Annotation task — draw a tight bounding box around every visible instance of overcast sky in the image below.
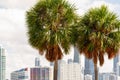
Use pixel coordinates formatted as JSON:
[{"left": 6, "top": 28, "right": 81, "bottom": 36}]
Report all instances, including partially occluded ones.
[{"left": 0, "top": 0, "right": 120, "bottom": 79}]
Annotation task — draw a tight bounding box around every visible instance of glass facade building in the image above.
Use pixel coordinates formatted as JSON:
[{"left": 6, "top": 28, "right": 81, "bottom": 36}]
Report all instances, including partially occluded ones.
[
  {"left": 84, "top": 58, "right": 94, "bottom": 80},
  {"left": 73, "top": 47, "right": 81, "bottom": 63},
  {"left": 30, "top": 67, "right": 51, "bottom": 80},
  {"left": 11, "top": 68, "right": 28, "bottom": 80},
  {"left": 113, "top": 55, "right": 120, "bottom": 74},
  {"left": 0, "top": 46, "right": 6, "bottom": 80}
]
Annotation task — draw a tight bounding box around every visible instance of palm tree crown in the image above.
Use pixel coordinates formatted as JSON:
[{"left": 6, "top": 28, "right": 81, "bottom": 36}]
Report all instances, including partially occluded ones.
[
  {"left": 26, "top": 0, "right": 77, "bottom": 62},
  {"left": 77, "top": 5, "right": 120, "bottom": 66}
]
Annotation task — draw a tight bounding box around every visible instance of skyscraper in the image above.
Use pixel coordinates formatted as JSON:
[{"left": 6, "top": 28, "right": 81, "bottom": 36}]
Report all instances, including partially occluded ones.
[
  {"left": 84, "top": 58, "right": 94, "bottom": 80},
  {"left": 0, "top": 46, "right": 6, "bottom": 80},
  {"left": 113, "top": 54, "right": 120, "bottom": 74},
  {"left": 58, "top": 60, "right": 83, "bottom": 80},
  {"left": 35, "top": 57, "right": 40, "bottom": 67},
  {"left": 30, "top": 67, "right": 53, "bottom": 80},
  {"left": 73, "top": 47, "right": 81, "bottom": 63}
]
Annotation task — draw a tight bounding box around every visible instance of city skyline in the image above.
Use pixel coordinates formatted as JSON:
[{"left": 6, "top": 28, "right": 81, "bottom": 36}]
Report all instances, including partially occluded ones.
[
  {"left": 0, "top": 0, "right": 120, "bottom": 79},
  {"left": 9, "top": 55, "right": 120, "bottom": 80}
]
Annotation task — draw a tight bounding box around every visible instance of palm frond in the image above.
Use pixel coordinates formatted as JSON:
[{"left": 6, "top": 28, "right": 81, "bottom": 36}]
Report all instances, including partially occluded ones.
[
  {"left": 76, "top": 5, "right": 120, "bottom": 66},
  {"left": 26, "top": 0, "right": 77, "bottom": 62}
]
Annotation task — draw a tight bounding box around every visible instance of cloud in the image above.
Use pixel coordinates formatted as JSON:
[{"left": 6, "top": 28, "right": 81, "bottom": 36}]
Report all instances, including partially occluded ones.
[
  {"left": 0, "top": 0, "right": 37, "bottom": 9},
  {"left": 69, "top": 0, "right": 120, "bottom": 16},
  {"left": 0, "top": 0, "right": 91, "bottom": 10},
  {"left": 0, "top": 9, "right": 47, "bottom": 79}
]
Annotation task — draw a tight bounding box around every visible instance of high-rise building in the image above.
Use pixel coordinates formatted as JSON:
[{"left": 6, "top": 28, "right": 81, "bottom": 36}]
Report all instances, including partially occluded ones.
[
  {"left": 84, "top": 58, "right": 94, "bottom": 80},
  {"left": 30, "top": 67, "right": 53, "bottom": 80},
  {"left": 57, "top": 60, "right": 66, "bottom": 80},
  {"left": 58, "top": 60, "right": 83, "bottom": 80},
  {"left": 113, "top": 54, "right": 120, "bottom": 74},
  {"left": 73, "top": 47, "right": 81, "bottom": 63},
  {"left": 35, "top": 57, "right": 40, "bottom": 67},
  {"left": 11, "top": 67, "right": 53, "bottom": 80},
  {"left": 11, "top": 68, "right": 28, "bottom": 80},
  {"left": 0, "top": 46, "right": 6, "bottom": 80}
]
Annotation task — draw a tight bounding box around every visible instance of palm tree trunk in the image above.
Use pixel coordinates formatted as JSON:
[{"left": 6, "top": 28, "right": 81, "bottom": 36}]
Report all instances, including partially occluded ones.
[
  {"left": 54, "top": 60, "right": 58, "bottom": 80},
  {"left": 94, "top": 64, "right": 98, "bottom": 80}
]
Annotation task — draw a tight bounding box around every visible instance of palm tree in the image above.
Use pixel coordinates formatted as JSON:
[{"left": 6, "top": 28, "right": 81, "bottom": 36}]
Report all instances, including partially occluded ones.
[
  {"left": 26, "top": 0, "right": 77, "bottom": 80},
  {"left": 76, "top": 5, "right": 120, "bottom": 80}
]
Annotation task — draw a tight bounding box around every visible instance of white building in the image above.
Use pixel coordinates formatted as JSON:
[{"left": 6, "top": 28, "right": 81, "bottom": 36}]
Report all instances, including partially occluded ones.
[
  {"left": 58, "top": 60, "right": 83, "bottom": 80},
  {"left": 84, "top": 74, "right": 92, "bottom": 80}
]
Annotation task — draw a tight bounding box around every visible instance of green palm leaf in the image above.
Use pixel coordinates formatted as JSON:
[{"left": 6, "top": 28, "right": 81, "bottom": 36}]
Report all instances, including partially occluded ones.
[{"left": 76, "top": 5, "right": 120, "bottom": 80}]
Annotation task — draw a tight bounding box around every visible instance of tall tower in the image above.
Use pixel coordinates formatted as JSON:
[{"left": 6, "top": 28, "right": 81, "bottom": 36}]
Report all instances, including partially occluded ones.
[
  {"left": 73, "top": 47, "right": 81, "bottom": 63},
  {"left": 58, "top": 60, "right": 83, "bottom": 80},
  {"left": 113, "top": 54, "right": 120, "bottom": 74},
  {"left": 35, "top": 57, "right": 40, "bottom": 67},
  {"left": 84, "top": 58, "right": 94, "bottom": 80},
  {"left": 0, "top": 46, "right": 6, "bottom": 80}
]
